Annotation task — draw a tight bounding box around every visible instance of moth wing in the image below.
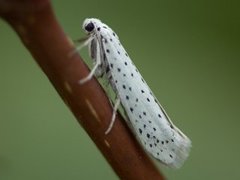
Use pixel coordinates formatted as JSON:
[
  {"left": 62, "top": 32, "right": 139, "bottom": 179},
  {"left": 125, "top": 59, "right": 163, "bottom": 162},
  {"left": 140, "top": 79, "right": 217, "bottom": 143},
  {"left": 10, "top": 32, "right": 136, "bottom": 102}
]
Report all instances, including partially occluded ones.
[{"left": 99, "top": 28, "right": 191, "bottom": 168}]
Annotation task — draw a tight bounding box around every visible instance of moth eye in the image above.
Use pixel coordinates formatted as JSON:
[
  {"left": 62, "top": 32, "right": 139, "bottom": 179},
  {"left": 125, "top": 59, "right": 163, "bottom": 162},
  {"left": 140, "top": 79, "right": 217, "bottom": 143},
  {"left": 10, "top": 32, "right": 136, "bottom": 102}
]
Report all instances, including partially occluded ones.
[{"left": 85, "top": 22, "right": 95, "bottom": 32}]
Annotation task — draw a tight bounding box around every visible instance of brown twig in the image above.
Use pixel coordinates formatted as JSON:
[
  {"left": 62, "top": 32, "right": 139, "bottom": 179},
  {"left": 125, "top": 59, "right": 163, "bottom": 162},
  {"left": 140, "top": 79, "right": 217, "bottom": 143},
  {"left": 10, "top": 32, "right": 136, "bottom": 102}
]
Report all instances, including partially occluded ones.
[{"left": 0, "top": 0, "right": 165, "bottom": 179}]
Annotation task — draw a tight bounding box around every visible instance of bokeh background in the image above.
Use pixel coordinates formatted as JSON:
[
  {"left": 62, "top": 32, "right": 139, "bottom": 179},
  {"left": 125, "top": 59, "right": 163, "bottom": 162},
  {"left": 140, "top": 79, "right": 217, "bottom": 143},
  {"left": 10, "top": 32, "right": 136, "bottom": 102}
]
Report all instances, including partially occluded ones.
[{"left": 0, "top": 0, "right": 239, "bottom": 179}]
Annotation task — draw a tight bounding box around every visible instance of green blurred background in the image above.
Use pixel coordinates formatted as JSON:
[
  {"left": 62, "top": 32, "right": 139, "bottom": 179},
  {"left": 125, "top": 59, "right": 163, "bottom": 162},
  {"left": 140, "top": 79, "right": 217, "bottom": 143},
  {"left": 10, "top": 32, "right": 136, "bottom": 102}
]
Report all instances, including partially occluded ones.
[{"left": 0, "top": 0, "right": 239, "bottom": 179}]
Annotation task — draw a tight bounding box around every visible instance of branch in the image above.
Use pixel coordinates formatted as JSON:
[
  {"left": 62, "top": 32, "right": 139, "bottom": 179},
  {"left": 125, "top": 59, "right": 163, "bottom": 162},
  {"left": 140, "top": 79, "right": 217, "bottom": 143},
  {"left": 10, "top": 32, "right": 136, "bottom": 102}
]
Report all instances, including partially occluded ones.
[{"left": 0, "top": 0, "right": 165, "bottom": 179}]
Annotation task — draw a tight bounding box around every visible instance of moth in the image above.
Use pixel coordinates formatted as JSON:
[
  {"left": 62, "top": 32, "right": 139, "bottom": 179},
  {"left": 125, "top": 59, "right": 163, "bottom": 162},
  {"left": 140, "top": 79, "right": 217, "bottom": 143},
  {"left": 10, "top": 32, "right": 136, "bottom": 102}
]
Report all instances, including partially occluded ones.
[{"left": 78, "top": 18, "right": 191, "bottom": 168}]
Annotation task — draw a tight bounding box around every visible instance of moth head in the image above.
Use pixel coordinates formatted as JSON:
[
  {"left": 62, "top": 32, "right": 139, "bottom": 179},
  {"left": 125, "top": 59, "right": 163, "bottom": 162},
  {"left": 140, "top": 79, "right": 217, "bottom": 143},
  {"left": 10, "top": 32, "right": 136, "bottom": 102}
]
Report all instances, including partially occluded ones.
[{"left": 82, "top": 18, "right": 100, "bottom": 33}]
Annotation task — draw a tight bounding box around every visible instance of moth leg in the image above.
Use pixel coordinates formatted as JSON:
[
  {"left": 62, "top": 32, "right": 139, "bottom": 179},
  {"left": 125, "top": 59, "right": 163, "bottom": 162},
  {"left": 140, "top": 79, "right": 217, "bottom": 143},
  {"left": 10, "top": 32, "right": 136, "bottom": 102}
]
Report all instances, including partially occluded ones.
[
  {"left": 79, "top": 39, "right": 102, "bottom": 84},
  {"left": 105, "top": 97, "right": 121, "bottom": 134},
  {"left": 68, "top": 36, "right": 94, "bottom": 57}
]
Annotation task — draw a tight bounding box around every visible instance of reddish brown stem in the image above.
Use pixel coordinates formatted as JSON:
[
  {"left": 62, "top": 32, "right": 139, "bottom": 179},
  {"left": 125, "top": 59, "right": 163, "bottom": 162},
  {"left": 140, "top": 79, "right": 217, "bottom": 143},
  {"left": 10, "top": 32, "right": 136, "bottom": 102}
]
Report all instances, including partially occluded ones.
[{"left": 0, "top": 0, "right": 165, "bottom": 179}]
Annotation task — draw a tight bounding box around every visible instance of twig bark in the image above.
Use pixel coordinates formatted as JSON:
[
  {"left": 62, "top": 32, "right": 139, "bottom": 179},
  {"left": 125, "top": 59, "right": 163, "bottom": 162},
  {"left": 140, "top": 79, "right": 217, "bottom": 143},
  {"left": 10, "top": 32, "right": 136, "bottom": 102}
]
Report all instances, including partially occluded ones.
[{"left": 0, "top": 0, "right": 165, "bottom": 179}]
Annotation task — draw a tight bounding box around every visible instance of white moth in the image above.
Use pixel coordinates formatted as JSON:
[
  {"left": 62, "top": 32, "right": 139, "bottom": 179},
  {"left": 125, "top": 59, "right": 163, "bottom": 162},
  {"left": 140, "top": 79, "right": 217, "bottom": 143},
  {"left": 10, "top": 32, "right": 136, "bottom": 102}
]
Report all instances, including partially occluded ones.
[{"left": 78, "top": 18, "right": 191, "bottom": 168}]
